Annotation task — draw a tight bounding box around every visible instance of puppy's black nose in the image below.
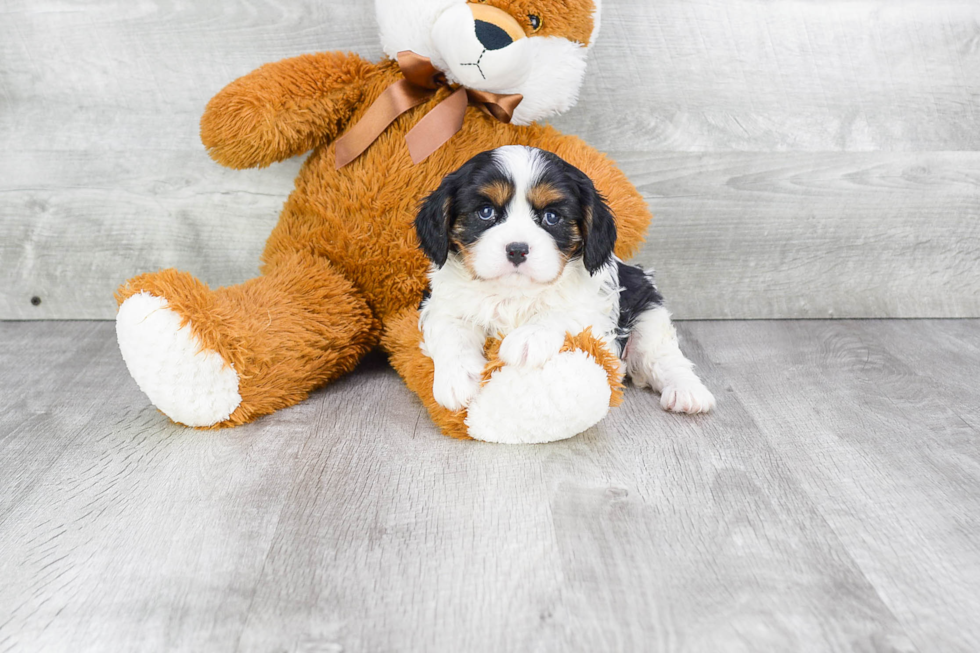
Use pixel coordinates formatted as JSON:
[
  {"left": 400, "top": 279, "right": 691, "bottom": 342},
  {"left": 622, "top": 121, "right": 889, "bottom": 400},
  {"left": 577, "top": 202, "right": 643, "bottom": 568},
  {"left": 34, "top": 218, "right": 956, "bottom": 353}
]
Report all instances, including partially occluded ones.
[
  {"left": 506, "top": 242, "right": 529, "bottom": 266},
  {"left": 474, "top": 20, "right": 513, "bottom": 51}
]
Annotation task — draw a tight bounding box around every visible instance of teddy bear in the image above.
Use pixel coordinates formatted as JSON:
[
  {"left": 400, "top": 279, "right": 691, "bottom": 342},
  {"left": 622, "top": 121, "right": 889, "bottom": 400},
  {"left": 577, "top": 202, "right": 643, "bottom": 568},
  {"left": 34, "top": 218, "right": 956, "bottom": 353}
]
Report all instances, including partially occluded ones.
[{"left": 114, "top": 0, "right": 652, "bottom": 443}]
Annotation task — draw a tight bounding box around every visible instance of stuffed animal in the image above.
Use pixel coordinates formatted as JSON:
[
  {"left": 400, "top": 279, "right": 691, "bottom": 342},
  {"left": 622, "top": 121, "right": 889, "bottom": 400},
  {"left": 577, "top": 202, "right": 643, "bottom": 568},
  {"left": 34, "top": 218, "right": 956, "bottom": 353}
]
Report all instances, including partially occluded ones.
[{"left": 115, "top": 0, "right": 652, "bottom": 443}]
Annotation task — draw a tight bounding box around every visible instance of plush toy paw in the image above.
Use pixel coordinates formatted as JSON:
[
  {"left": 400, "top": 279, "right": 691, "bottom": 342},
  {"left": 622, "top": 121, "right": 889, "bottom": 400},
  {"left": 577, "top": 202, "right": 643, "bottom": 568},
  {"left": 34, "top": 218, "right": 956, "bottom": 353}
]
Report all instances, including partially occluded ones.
[
  {"left": 498, "top": 325, "right": 566, "bottom": 368},
  {"left": 661, "top": 379, "right": 715, "bottom": 414},
  {"left": 431, "top": 354, "right": 487, "bottom": 412},
  {"left": 466, "top": 349, "right": 613, "bottom": 444},
  {"left": 116, "top": 292, "right": 241, "bottom": 427}
]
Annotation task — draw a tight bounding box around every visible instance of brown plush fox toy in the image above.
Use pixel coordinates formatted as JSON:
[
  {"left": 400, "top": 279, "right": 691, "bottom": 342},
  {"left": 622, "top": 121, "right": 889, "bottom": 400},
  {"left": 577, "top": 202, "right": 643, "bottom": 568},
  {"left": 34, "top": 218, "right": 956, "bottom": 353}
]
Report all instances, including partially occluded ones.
[{"left": 115, "top": 0, "right": 654, "bottom": 443}]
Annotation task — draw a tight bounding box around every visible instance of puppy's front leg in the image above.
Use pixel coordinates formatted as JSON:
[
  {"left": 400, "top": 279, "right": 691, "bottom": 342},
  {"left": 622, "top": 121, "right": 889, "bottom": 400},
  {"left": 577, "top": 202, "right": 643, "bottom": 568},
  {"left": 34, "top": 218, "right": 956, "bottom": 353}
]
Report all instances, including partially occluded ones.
[
  {"left": 422, "top": 317, "right": 487, "bottom": 411},
  {"left": 626, "top": 306, "right": 715, "bottom": 414}
]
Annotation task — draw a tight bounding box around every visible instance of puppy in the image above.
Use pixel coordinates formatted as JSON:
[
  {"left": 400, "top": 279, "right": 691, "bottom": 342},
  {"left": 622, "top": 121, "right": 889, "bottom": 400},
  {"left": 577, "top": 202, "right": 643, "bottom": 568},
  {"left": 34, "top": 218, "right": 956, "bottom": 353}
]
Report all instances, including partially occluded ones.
[{"left": 415, "top": 146, "right": 715, "bottom": 416}]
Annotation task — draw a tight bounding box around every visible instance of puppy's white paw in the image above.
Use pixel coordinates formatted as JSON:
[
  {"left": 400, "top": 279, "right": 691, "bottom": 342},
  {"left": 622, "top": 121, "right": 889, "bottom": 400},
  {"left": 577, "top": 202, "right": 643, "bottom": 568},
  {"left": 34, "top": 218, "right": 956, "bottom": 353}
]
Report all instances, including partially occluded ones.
[
  {"left": 661, "top": 379, "right": 716, "bottom": 414},
  {"left": 432, "top": 356, "right": 486, "bottom": 411},
  {"left": 499, "top": 325, "right": 566, "bottom": 368}
]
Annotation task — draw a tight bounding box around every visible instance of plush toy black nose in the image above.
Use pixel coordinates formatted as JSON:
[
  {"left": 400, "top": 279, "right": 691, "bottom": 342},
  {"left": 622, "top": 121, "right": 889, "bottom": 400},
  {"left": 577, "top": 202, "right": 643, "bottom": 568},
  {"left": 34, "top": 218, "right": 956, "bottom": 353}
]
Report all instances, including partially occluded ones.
[
  {"left": 474, "top": 20, "right": 514, "bottom": 51},
  {"left": 506, "top": 242, "right": 529, "bottom": 265}
]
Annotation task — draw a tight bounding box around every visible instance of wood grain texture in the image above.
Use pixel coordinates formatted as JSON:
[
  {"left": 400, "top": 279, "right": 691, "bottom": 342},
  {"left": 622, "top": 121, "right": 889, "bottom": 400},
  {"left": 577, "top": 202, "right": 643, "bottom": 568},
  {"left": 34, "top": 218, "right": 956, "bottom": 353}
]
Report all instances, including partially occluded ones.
[
  {"left": 1, "top": 319, "right": 978, "bottom": 651},
  {"left": 691, "top": 320, "right": 980, "bottom": 653},
  {"left": 555, "top": 0, "right": 980, "bottom": 153},
  {"left": 2, "top": 0, "right": 979, "bottom": 319},
  {"left": 633, "top": 152, "right": 980, "bottom": 318}
]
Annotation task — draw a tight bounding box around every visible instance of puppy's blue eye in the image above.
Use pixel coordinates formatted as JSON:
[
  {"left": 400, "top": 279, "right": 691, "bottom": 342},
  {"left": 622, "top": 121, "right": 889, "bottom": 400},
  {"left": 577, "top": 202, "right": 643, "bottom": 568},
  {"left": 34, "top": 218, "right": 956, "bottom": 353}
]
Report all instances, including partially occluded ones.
[
  {"left": 542, "top": 210, "right": 560, "bottom": 226},
  {"left": 478, "top": 205, "right": 496, "bottom": 220}
]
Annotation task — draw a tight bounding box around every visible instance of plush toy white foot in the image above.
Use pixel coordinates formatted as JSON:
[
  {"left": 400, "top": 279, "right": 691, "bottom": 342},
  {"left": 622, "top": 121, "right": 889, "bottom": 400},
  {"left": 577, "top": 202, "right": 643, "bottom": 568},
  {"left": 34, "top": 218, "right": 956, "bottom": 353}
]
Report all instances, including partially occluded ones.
[
  {"left": 465, "top": 349, "right": 612, "bottom": 444},
  {"left": 116, "top": 292, "right": 241, "bottom": 427}
]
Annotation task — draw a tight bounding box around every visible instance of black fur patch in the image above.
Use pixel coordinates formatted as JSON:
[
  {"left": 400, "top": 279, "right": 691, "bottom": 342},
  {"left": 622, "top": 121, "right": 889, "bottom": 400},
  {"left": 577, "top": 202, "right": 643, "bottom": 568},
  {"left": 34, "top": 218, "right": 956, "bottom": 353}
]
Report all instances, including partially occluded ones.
[
  {"left": 533, "top": 150, "right": 617, "bottom": 275},
  {"left": 616, "top": 262, "right": 664, "bottom": 351},
  {"left": 415, "top": 151, "right": 508, "bottom": 266},
  {"left": 449, "top": 166, "right": 514, "bottom": 250}
]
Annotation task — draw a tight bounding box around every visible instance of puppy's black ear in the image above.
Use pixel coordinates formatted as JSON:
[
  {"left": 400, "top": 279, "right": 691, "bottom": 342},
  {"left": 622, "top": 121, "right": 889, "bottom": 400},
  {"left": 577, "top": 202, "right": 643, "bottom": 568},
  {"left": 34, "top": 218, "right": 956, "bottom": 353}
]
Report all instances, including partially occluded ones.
[
  {"left": 415, "top": 178, "right": 457, "bottom": 267},
  {"left": 576, "top": 174, "right": 617, "bottom": 275},
  {"left": 415, "top": 151, "right": 495, "bottom": 266}
]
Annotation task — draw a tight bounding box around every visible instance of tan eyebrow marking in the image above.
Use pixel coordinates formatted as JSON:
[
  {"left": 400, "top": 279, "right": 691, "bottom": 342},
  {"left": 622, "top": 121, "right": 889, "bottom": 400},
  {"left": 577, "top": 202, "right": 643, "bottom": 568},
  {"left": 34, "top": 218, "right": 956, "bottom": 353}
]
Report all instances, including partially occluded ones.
[
  {"left": 527, "top": 182, "right": 565, "bottom": 210},
  {"left": 479, "top": 180, "right": 514, "bottom": 207}
]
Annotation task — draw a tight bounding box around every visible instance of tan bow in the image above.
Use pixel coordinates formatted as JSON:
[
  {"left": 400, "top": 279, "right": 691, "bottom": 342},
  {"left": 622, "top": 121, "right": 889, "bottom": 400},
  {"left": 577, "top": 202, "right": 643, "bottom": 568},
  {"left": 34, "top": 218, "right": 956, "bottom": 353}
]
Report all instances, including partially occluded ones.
[{"left": 334, "top": 51, "right": 523, "bottom": 169}]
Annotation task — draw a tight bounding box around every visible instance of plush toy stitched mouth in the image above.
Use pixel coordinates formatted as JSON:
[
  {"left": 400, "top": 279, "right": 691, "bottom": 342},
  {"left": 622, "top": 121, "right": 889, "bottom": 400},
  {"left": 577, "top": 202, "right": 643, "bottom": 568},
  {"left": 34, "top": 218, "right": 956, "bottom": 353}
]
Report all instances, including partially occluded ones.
[{"left": 459, "top": 49, "right": 488, "bottom": 79}]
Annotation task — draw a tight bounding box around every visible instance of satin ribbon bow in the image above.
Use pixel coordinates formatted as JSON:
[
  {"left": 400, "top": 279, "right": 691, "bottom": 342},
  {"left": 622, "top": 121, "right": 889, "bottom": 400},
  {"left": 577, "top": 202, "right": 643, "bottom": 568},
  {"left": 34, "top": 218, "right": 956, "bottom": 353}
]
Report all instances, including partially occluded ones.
[{"left": 334, "top": 51, "right": 523, "bottom": 169}]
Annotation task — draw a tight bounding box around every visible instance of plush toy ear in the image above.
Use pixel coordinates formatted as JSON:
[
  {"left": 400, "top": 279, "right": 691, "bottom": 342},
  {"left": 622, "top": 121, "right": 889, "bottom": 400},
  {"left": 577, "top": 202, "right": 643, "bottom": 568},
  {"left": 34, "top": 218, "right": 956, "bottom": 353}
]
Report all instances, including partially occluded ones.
[
  {"left": 575, "top": 173, "right": 618, "bottom": 275},
  {"left": 415, "top": 178, "right": 457, "bottom": 268}
]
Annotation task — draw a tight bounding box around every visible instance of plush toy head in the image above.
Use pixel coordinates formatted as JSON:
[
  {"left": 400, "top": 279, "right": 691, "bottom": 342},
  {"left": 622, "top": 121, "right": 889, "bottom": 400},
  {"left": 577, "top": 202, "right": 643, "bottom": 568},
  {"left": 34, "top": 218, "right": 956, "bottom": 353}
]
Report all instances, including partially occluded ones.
[{"left": 375, "top": 0, "right": 601, "bottom": 125}]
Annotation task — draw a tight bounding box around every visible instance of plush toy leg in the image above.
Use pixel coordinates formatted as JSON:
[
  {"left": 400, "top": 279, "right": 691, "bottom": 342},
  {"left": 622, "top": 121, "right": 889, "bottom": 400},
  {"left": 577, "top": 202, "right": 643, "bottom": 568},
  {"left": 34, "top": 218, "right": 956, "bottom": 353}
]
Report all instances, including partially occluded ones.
[
  {"left": 115, "top": 253, "right": 378, "bottom": 428},
  {"left": 383, "top": 308, "right": 473, "bottom": 440},
  {"left": 383, "top": 309, "right": 623, "bottom": 444}
]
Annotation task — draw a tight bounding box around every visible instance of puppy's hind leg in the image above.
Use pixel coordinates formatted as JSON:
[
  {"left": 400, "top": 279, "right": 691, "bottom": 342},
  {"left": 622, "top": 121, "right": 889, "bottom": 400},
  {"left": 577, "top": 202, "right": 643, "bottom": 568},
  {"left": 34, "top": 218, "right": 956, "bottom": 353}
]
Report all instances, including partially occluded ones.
[{"left": 625, "top": 306, "right": 715, "bottom": 414}]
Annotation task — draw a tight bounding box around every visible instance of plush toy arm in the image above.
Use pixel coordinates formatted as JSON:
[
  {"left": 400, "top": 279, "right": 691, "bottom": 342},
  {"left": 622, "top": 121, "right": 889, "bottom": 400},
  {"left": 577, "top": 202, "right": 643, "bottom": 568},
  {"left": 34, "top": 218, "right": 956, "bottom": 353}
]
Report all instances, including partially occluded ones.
[
  {"left": 200, "top": 51, "right": 377, "bottom": 169},
  {"left": 535, "top": 131, "right": 653, "bottom": 260}
]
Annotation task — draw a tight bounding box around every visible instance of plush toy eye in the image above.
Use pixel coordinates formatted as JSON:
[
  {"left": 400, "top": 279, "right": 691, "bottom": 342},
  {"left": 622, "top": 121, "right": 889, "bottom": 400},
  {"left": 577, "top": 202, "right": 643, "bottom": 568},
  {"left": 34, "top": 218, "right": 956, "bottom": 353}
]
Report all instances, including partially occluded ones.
[
  {"left": 542, "top": 210, "right": 560, "bottom": 226},
  {"left": 478, "top": 205, "right": 496, "bottom": 220},
  {"left": 528, "top": 14, "right": 542, "bottom": 31}
]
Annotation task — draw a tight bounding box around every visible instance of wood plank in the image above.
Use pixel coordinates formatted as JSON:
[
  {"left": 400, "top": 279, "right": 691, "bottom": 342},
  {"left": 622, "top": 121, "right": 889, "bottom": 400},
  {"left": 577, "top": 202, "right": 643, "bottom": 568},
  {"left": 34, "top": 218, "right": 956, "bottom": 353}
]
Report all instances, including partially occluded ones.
[
  {"left": 690, "top": 319, "right": 980, "bottom": 652},
  {"left": 535, "top": 379, "right": 918, "bottom": 652},
  {"left": 231, "top": 353, "right": 916, "bottom": 652},
  {"left": 3, "top": 152, "right": 977, "bottom": 319},
  {"left": 7, "top": 321, "right": 978, "bottom": 650},
  {"left": 556, "top": 0, "right": 980, "bottom": 152},
  {"left": 2, "top": 0, "right": 974, "bottom": 153},
  {"left": 0, "top": 155, "right": 296, "bottom": 319},
  {"left": 0, "top": 322, "right": 329, "bottom": 652},
  {"left": 0, "top": 322, "right": 128, "bottom": 522},
  {"left": 629, "top": 152, "right": 980, "bottom": 319},
  {"left": 233, "top": 360, "right": 570, "bottom": 652},
  {"left": 2, "top": 0, "right": 980, "bottom": 319}
]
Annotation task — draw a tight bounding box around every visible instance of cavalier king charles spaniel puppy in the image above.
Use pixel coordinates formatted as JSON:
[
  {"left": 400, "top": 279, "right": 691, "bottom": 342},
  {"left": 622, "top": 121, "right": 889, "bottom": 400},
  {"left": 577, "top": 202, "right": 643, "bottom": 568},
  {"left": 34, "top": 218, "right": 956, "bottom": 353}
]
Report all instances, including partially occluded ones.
[{"left": 415, "top": 146, "right": 715, "bottom": 416}]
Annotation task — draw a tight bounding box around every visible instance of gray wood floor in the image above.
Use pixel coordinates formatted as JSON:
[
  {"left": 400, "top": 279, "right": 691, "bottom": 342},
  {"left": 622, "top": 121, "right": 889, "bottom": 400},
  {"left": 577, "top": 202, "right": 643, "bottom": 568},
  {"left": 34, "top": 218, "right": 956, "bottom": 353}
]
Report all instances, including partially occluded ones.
[{"left": 0, "top": 319, "right": 978, "bottom": 652}]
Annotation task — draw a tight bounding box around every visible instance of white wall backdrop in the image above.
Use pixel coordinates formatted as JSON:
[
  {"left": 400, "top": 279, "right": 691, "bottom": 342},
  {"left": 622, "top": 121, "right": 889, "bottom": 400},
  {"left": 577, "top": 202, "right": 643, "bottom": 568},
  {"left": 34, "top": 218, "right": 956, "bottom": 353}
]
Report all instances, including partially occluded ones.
[{"left": 1, "top": 0, "right": 979, "bottom": 319}]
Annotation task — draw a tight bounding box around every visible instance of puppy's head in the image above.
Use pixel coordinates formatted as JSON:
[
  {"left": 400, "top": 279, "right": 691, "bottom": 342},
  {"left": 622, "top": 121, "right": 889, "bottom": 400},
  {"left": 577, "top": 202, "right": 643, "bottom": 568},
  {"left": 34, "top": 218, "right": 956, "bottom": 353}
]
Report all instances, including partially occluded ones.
[{"left": 416, "top": 146, "right": 616, "bottom": 283}]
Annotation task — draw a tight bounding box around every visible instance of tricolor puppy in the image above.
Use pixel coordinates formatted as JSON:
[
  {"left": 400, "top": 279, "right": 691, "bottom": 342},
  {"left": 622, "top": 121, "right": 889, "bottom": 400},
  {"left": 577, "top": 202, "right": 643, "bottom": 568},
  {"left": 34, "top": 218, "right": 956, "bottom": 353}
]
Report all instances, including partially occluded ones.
[{"left": 416, "top": 146, "right": 715, "bottom": 416}]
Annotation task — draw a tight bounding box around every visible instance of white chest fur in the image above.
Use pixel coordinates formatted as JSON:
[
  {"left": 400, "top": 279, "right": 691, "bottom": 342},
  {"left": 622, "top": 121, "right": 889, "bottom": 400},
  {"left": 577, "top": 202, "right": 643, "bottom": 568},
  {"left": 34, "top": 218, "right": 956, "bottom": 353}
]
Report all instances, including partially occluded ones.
[{"left": 421, "top": 256, "right": 621, "bottom": 343}]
